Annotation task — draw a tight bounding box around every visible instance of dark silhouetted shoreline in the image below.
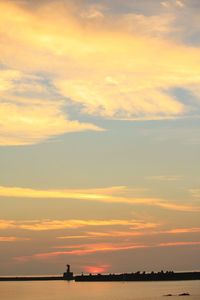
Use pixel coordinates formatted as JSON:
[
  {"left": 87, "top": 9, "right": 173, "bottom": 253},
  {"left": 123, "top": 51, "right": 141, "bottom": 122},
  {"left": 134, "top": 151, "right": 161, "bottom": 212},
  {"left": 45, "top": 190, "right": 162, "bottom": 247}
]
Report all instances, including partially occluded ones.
[
  {"left": 1, "top": 271, "right": 200, "bottom": 282},
  {"left": 74, "top": 271, "right": 200, "bottom": 282},
  {"left": 0, "top": 276, "right": 63, "bottom": 281}
]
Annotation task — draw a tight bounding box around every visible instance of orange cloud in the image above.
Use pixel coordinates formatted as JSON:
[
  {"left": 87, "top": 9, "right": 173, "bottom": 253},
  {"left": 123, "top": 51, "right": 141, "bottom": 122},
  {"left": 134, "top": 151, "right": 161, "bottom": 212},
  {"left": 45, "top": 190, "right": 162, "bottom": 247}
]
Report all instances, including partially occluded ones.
[
  {"left": 150, "top": 201, "right": 198, "bottom": 212},
  {"left": 0, "top": 236, "right": 30, "bottom": 242},
  {"left": 80, "top": 231, "right": 147, "bottom": 238},
  {"left": 0, "top": 220, "right": 16, "bottom": 230},
  {"left": 19, "top": 219, "right": 151, "bottom": 231},
  {"left": 166, "top": 228, "right": 200, "bottom": 234},
  {"left": 16, "top": 242, "right": 148, "bottom": 261},
  {"left": 58, "top": 227, "right": 200, "bottom": 240},
  {"left": 58, "top": 231, "right": 147, "bottom": 240},
  {"left": 0, "top": 185, "right": 198, "bottom": 212},
  {"left": 0, "top": 185, "right": 126, "bottom": 200},
  {"left": 0, "top": 218, "right": 157, "bottom": 231},
  {"left": 15, "top": 240, "right": 200, "bottom": 262},
  {"left": 159, "top": 241, "right": 200, "bottom": 247}
]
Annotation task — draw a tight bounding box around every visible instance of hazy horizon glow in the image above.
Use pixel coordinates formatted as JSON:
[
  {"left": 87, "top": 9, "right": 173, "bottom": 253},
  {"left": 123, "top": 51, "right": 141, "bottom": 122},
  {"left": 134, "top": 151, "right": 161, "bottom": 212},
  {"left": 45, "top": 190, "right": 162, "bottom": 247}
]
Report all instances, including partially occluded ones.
[{"left": 0, "top": 0, "right": 200, "bottom": 276}]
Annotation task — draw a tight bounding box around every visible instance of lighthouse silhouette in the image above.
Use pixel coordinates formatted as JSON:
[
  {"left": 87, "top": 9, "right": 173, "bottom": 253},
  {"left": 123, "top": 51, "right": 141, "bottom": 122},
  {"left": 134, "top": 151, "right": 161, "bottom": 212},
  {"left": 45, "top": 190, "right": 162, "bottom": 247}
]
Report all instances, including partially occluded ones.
[{"left": 63, "top": 264, "right": 74, "bottom": 280}]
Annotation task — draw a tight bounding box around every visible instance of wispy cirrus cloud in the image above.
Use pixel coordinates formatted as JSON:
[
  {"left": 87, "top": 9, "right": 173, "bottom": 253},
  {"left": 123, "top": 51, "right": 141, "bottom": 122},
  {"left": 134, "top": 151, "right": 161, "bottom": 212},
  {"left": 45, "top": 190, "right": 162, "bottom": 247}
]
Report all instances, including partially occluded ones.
[
  {"left": 0, "top": 185, "right": 198, "bottom": 212},
  {"left": 190, "top": 189, "right": 200, "bottom": 199},
  {"left": 58, "top": 231, "right": 146, "bottom": 240},
  {"left": 15, "top": 240, "right": 200, "bottom": 262},
  {"left": 15, "top": 243, "right": 149, "bottom": 261},
  {"left": 161, "top": 0, "right": 185, "bottom": 9},
  {"left": 0, "top": 220, "right": 16, "bottom": 230},
  {"left": 1, "top": 1, "right": 200, "bottom": 146},
  {"left": 1, "top": 218, "right": 199, "bottom": 239},
  {"left": 0, "top": 67, "right": 102, "bottom": 146},
  {"left": 0, "top": 96, "right": 101, "bottom": 146},
  {"left": 0, "top": 219, "right": 157, "bottom": 231},
  {"left": 58, "top": 227, "right": 200, "bottom": 240},
  {"left": 0, "top": 185, "right": 128, "bottom": 200},
  {"left": 146, "top": 175, "right": 183, "bottom": 181},
  {"left": 166, "top": 227, "right": 200, "bottom": 234},
  {"left": 159, "top": 241, "right": 200, "bottom": 247}
]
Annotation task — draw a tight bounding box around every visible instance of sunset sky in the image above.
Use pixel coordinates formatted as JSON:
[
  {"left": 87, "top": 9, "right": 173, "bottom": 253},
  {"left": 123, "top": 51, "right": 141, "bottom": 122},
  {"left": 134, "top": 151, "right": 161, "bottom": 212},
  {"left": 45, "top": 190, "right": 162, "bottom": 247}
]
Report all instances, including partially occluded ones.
[{"left": 0, "top": 0, "right": 200, "bottom": 276}]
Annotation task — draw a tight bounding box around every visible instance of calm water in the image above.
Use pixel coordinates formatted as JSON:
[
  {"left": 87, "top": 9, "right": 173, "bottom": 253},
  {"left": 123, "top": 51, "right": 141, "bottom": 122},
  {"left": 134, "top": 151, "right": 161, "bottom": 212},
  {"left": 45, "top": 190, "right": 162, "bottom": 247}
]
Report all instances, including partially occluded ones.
[{"left": 0, "top": 280, "right": 199, "bottom": 300}]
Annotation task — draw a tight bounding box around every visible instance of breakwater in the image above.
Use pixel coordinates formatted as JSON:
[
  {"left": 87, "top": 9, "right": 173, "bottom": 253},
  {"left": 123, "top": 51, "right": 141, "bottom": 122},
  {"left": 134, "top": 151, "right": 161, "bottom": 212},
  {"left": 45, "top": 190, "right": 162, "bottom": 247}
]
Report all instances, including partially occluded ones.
[
  {"left": 74, "top": 271, "right": 200, "bottom": 282},
  {"left": 0, "top": 276, "right": 63, "bottom": 281},
  {"left": 1, "top": 271, "right": 200, "bottom": 282}
]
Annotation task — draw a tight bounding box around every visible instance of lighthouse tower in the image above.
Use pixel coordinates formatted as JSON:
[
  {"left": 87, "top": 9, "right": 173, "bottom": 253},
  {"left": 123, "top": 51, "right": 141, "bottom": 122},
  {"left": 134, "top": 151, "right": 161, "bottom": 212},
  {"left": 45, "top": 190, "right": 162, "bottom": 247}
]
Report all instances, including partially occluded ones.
[{"left": 63, "top": 264, "right": 74, "bottom": 280}]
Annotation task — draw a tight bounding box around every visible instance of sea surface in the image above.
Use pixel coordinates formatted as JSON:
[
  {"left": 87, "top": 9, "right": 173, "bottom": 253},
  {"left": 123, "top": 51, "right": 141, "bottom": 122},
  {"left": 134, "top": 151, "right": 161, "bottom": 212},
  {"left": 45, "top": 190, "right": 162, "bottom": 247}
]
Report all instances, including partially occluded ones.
[{"left": 0, "top": 280, "right": 199, "bottom": 300}]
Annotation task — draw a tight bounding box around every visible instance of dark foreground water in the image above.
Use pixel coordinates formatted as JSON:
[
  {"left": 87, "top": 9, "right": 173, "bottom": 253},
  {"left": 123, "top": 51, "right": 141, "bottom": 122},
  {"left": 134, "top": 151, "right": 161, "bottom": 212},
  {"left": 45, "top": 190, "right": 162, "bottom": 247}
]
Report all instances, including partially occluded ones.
[{"left": 0, "top": 280, "right": 199, "bottom": 300}]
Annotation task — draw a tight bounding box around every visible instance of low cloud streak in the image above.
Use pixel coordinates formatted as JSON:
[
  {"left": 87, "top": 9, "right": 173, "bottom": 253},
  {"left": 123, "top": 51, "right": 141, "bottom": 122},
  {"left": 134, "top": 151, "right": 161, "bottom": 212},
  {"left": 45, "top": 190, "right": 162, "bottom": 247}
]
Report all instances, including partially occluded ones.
[
  {"left": 15, "top": 240, "right": 200, "bottom": 262},
  {"left": 0, "top": 219, "right": 157, "bottom": 231},
  {"left": 0, "top": 185, "right": 198, "bottom": 212}
]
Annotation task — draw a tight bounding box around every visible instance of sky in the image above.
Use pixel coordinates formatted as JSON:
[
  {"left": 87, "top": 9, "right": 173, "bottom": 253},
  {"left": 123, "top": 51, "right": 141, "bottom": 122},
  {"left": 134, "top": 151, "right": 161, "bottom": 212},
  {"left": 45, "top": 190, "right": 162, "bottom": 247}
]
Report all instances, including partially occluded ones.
[{"left": 0, "top": 0, "right": 200, "bottom": 276}]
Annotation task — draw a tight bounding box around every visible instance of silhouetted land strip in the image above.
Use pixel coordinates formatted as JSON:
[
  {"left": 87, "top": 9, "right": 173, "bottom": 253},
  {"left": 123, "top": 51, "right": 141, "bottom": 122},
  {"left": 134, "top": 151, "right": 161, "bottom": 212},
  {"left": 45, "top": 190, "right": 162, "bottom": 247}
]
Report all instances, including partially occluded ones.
[
  {"left": 74, "top": 271, "right": 200, "bottom": 282},
  {"left": 1, "top": 271, "right": 200, "bottom": 282},
  {"left": 0, "top": 276, "right": 63, "bottom": 281}
]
